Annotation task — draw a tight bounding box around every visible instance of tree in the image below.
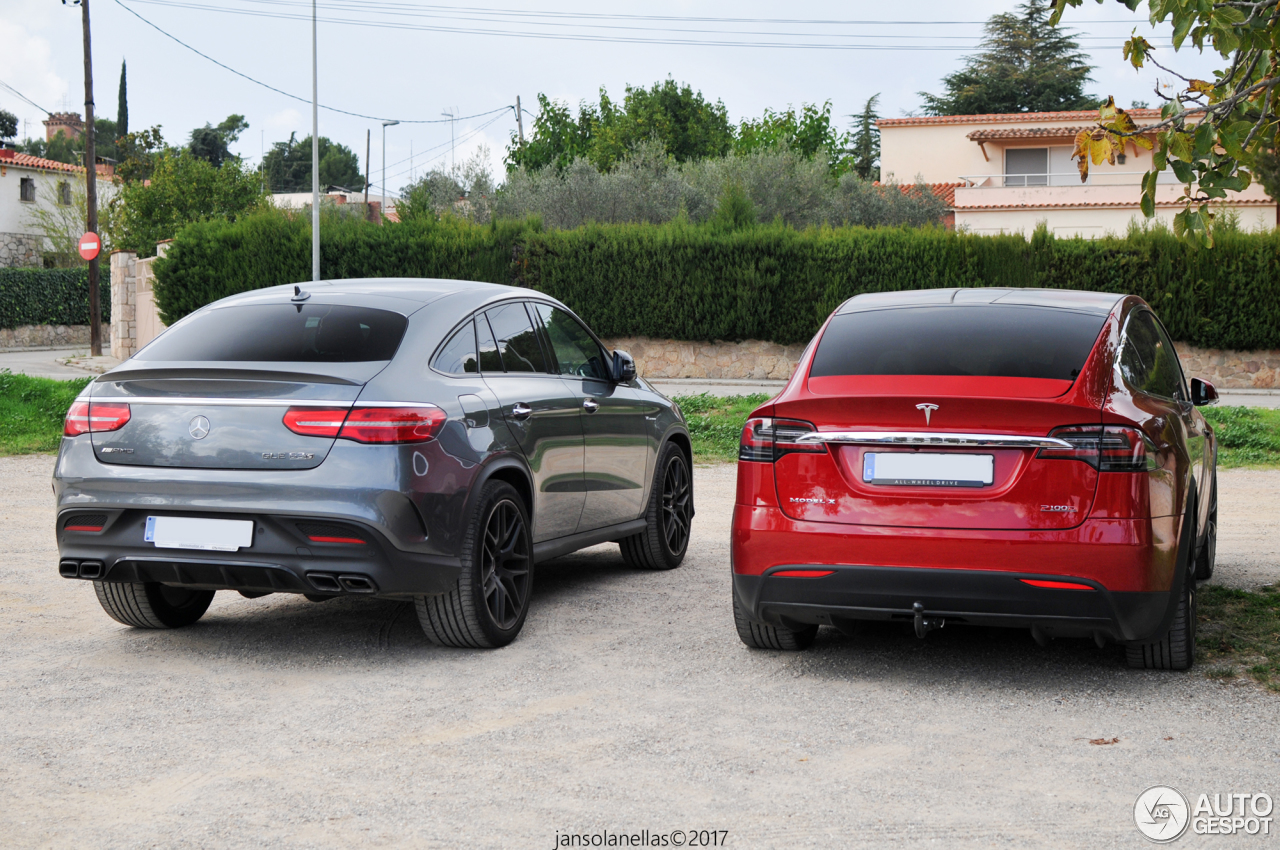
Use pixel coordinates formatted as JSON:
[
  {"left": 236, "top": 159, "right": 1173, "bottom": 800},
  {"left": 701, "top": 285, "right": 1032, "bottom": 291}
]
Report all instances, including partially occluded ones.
[
  {"left": 111, "top": 149, "right": 265, "bottom": 256},
  {"left": 506, "top": 79, "right": 733, "bottom": 172},
  {"left": 0, "top": 109, "right": 16, "bottom": 141},
  {"left": 189, "top": 114, "right": 248, "bottom": 168},
  {"left": 25, "top": 179, "right": 117, "bottom": 267},
  {"left": 262, "top": 133, "right": 365, "bottom": 192},
  {"left": 920, "top": 0, "right": 1095, "bottom": 115},
  {"left": 115, "top": 125, "right": 168, "bottom": 183},
  {"left": 43, "top": 132, "right": 79, "bottom": 165},
  {"left": 398, "top": 146, "right": 496, "bottom": 223},
  {"left": 117, "top": 60, "right": 128, "bottom": 138},
  {"left": 735, "top": 101, "right": 854, "bottom": 174},
  {"left": 1055, "top": 0, "right": 1280, "bottom": 246},
  {"left": 93, "top": 117, "right": 119, "bottom": 165},
  {"left": 850, "top": 94, "right": 881, "bottom": 181}
]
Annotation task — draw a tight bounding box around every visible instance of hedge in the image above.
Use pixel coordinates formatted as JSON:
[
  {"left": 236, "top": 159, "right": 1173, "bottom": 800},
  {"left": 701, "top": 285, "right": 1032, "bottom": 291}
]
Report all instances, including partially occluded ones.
[
  {"left": 153, "top": 209, "right": 1280, "bottom": 350},
  {"left": 0, "top": 267, "right": 110, "bottom": 330}
]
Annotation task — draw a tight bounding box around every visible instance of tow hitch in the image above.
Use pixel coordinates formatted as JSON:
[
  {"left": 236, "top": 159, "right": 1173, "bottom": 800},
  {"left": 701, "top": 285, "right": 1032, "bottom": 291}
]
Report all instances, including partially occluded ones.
[{"left": 912, "top": 602, "right": 945, "bottom": 639}]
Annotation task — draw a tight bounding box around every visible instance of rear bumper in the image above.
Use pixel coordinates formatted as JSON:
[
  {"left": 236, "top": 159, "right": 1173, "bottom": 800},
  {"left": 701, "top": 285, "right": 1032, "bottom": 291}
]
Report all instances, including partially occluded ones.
[
  {"left": 732, "top": 566, "right": 1167, "bottom": 643},
  {"left": 56, "top": 507, "right": 461, "bottom": 598},
  {"left": 731, "top": 503, "right": 1176, "bottom": 643}
]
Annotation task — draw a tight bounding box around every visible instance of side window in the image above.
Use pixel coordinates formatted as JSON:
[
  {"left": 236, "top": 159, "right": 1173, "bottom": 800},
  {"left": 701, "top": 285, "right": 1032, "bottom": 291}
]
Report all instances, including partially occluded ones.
[
  {"left": 434, "top": 320, "right": 478, "bottom": 375},
  {"left": 531, "top": 303, "right": 609, "bottom": 380},
  {"left": 485, "top": 302, "right": 546, "bottom": 373},
  {"left": 58, "top": 181, "right": 72, "bottom": 205},
  {"left": 19, "top": 178, "right": 35, "bottom": 202},
  {"left": 476, "top": 313, "right": 503, "bottom": 372},
  {"left": 1120, "top": 311, "right": 1184, "bottom": 400}
]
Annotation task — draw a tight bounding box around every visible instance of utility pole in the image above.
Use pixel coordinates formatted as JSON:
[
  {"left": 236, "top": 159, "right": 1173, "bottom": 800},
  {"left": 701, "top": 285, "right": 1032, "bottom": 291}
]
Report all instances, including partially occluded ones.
[
  {"left": 442, "top": 109, "right": 455, "bottom": 171},
  {"left": 381, "top": 120, "right": 398, "bottom": 220},
  {"left": 363, "top": 128, "right": 370, "bottom": 205},
  {"left": 71, "top": 0, "right": 102, "bottom": 357},
  {"left": 516, "top": 95, "right": 524, "bottom": 145},
  {"left": 310, "top": 0, "right": 320, "bottom": 282}
]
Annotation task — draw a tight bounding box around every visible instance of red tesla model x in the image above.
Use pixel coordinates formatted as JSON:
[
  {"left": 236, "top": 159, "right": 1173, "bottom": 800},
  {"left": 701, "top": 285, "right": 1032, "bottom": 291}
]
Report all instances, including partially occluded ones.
[{"left": 731, "top": 288, "right": 1218, "bottom": 670}]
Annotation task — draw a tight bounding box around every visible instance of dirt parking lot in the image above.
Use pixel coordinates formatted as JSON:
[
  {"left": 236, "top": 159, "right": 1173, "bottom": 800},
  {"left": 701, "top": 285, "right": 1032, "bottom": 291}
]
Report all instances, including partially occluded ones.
[{"left": 2, "top": 455, "right": 1279, "bottom": 849}]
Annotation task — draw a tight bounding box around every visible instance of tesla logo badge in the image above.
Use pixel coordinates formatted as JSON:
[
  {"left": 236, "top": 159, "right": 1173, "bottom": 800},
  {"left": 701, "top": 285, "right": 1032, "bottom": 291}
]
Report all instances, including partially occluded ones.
[
  {"left": 189, "top": 416, "right": 211, "bottom": 440},
  {"left": 915, "top": 403, "right": 939, "bottom": 425}
]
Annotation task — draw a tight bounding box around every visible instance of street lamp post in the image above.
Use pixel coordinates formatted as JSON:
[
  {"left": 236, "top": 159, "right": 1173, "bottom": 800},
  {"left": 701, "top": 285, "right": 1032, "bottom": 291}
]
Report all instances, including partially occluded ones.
[
  {"left": 65, "top": 0, "right": 102, "bottom": 356},
  {"left": 381, "top": 120, "right": 398, "bottom": 220},
  {"left": 310, "top": 0, "right": 320, "bottom": 282}
]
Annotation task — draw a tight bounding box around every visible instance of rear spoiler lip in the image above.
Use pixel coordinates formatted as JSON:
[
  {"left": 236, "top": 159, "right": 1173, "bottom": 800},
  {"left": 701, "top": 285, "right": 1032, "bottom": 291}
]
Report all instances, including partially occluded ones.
[
  {"left": 80, "top": 397, "right": 430, "bottom": 408},
  {"left": 92, "top": 367, "right": 368, "bottom": 386},
  {"left": 793, "top": 431, "right": 1074, "bottom": 449}
]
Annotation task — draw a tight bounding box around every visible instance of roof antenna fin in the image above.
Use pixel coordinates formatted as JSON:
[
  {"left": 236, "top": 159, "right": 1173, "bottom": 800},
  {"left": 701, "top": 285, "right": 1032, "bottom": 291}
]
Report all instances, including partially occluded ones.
[{"left": 292, "top": 285, "right": 311, "bottom": 302}]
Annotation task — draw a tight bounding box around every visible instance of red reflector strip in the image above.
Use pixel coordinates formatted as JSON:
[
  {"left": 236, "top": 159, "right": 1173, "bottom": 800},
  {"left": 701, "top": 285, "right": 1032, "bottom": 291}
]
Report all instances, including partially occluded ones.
[
  {"left": 65, "top": 525, "right": 104, "bottom": 532},
  {"left": 307, "top": 535, "right": 367, "bottom": 545},
  {"left": 1020, "top": 579, "right": 1096, "bottom": 591},
  {"left": 772, "top": 569, "right": 835, "bottom": 578}
]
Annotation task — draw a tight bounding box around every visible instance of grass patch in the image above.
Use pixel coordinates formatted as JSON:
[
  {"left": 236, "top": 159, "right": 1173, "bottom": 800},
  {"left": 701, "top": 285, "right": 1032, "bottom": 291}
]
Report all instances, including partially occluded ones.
[
  {"left": 1202, "top": 406, "right": 1280, "bottom": 468},
  {"left": 1197, "top": 584, "right": 1280, "bottom": 692},
  {"left": 0, "top": 371, "right": 91, "bottom": 456},
  {"left": 673, "top": 393, "right": 773, "bottom": 464}
]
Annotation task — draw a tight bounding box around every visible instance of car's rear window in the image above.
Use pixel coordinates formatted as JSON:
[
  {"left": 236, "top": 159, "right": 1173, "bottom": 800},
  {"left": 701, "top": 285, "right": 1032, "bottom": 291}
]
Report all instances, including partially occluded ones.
[
  {"left": 141, "top": 304, "right": 409, "bottom": 362},
  {"left": 810, "top": 306, "right": 1106, "bottom": 381}
]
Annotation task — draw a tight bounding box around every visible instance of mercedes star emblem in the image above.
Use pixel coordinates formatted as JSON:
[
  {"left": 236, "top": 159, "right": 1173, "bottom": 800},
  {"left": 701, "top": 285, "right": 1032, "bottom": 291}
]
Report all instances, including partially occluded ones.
[{"left": 189, "top": 415, "right": 211, "bottom": 440}]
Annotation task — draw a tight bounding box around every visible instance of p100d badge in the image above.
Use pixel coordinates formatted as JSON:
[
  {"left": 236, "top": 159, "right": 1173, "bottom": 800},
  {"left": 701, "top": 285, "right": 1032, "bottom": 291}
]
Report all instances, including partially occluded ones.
[
  {"left": 1041, "top": 505, "right": 1074, "bottom": 512},
  {"left": 263, "top": 451, "right": 316, "bottom": 460}
]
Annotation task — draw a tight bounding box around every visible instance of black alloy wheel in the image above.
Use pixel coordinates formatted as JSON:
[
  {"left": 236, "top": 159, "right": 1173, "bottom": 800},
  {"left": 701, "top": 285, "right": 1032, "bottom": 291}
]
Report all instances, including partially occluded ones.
[
  {"left": 480, "top": 499, "right": 532, "bottom": 630},
  {"left": 661, "top": 452, "right": 693, "bottom": 556},
  {"left": 415, "top": 480, "right": 535, "bottom": 648},
  {"left": 620, "top": 442, "right": 693, "bottom": 571}
]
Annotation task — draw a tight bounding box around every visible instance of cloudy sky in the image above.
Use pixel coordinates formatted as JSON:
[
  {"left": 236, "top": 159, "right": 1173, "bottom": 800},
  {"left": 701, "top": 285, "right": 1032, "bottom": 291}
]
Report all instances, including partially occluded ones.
[{"left": 1, "top": 0, "right": 1220, "bottom": 196}]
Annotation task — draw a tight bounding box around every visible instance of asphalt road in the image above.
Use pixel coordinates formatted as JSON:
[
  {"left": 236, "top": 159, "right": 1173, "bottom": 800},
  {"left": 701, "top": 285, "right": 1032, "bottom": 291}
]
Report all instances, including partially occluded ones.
[{"left": 2, "top": 454, "right": 1278, "bottom": 849}]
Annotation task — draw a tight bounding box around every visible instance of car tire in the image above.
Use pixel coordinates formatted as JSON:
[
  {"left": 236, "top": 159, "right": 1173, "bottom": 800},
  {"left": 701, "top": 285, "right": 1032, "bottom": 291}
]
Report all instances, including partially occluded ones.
[
  {"left": 415, "top": 480, "right": 534, "bottom": 649},
  {"left": 93, "top": 581, "right": 215, "bottom": 628},
  {"left": 620, "top": 441, "right": 693, "bottom": 571},
  {"left": 732, "top": 590, "right": 818, "bottom": 651},
  {"left": 1194, "top": 473, "right": 1217, "bottom": 581},
  {"left": 1126, "top": 503, "right": 1197, "bottom": 671}
]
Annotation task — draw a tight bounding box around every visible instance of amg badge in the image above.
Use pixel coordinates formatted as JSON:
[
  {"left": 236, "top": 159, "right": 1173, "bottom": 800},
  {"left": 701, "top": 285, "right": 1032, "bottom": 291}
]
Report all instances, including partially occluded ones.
[{"left": 263, "top": 451, "right": 316, "bottom": 460}]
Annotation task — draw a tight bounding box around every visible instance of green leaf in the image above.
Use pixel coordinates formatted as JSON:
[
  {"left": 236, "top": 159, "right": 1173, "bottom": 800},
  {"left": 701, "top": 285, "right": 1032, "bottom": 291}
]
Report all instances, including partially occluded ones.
[
  {"left": 1169, "top": 132, "right": 1194, "bottom": 162},
  {"left": 1194, "top": 122, "right": 1216, "bottom": 155},
  {"left": 1172, "top": 12, "right": 1193, "bottom": 49},
  {"left": 1153, "top": 146, "right": 1167, "bottom": 170},
  {"left": 1171, "top": 159, "right": 1196, "bottom": 183},
  {"left": 1141, "top": 189, "right": 1156, "bottom": 218}
]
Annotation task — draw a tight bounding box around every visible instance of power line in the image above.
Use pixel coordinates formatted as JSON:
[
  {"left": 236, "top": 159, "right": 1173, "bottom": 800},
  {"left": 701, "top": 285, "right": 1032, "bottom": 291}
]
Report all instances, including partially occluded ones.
[
  {"left": 0, "top": 79, "right": 51, "bottom": 115},
  {"left": 112, "top": 0, "right": 512, "bottom": 123},
  {"left": 125, "top": 0, "right": 1162, "bottom": 51}
]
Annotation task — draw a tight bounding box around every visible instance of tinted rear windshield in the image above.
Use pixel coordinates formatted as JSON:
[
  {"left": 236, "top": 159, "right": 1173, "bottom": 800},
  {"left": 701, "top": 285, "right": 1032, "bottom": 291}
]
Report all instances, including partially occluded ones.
[
  {"left": 141, "top": 304, "right": 409, "bottom": 362},
  {"left": 810, "top": 306, "right": 1106, "bottom": 381}
]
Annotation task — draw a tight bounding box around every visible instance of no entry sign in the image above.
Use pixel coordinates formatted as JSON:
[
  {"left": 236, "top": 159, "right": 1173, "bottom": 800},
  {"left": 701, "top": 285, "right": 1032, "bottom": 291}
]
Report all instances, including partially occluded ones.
[{"left": 78, "top": 232, "right": 101, "bottom": 261}]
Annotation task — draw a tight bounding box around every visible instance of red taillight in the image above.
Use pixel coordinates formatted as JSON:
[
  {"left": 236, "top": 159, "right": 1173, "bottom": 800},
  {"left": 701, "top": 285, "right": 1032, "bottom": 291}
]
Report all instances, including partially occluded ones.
[
  {"left": 1020, "top": 579, "right": 1096, "bottom": 591},
  {"left": 64, "top": 401, "right": 130, "bottom": 436},
  {"left": 772, "top": 569, "right": 835, "bottom": 578},
  {"left": 283, "top": 406, "right": 349, "bottom": 438},
  {"left": 339, "top": 406, "right": 447, "bottom": 444},
  {"left": 739, "top": 417, "right": 826, "bottom": 462},
  {"left": 1038, "top": 425, "right": 1153, "bottom": 472},
  {"left": 307, "top": 535, "right": 366, "bottom": 545},
  {"left": 65, "top": 524, "right": 104, "bottom": 532}
]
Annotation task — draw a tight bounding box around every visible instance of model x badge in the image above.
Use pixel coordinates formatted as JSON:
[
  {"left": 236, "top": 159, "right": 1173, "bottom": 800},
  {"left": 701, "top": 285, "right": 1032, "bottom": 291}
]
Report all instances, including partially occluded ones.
[
  {"left": 189, "top": 415, "right": 211, "bottom": 440},
  {"left": 915, "top": 403, "right": 939, "bottom": 425}
]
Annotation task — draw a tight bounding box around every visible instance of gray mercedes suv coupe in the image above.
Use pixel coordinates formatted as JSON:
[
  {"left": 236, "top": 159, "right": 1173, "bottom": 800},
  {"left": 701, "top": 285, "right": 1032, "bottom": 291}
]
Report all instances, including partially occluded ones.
[{"left": 53, "top": 278, "right": 694, "bottom": 647}]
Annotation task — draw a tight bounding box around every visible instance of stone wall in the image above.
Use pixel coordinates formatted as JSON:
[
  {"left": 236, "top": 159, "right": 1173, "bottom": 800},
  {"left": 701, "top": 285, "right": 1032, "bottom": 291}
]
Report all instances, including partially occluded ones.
[
  {"left": 603, "top": 335, "right": 1280, "bottom": 390},
  {"left": 0, "top": 232, "right": 41, "bottom": 268},
  {"left": 110, "top": 244, "right": 166, "bottom": 361},
  {"left": 0, "top": 323, "right": 90, "bottom": 349}
]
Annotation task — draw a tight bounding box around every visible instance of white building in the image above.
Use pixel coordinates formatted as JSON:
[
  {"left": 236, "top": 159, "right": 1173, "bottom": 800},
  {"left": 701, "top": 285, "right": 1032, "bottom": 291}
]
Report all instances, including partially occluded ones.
[
  {"left": 877, "top": 109, "right": 1276, "bottom": 238},
  {"left": 0, "top": 148, "right": 115, "bottom": 267}
]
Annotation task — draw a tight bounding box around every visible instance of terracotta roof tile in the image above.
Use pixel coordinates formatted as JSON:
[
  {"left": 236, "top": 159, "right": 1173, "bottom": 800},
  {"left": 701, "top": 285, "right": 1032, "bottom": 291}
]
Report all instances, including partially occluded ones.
[
  {"left": 957, "top": 197, "right": 1274, "bottom": 211},
  {"left": 875, "top": 181, "right": 963, "bottom": 207},
  {"left": 878, "top": 108, "right": 1162, "bottom": 128},
  {"left": 966, "top": 125, "right": 1157, "bottom": 141},
  {"left": 0, "top": 151, "right": 112, "bottom": 176}
]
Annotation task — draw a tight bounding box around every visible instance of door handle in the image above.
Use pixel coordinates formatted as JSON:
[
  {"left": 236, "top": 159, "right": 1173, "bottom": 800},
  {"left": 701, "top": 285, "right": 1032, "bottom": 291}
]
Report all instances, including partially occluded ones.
[
  {"left": 511, "top": 403, "right": 533, "bottom": 420},
  {"left": 582, "top": 399, "right": 600, "bottom": 413}
]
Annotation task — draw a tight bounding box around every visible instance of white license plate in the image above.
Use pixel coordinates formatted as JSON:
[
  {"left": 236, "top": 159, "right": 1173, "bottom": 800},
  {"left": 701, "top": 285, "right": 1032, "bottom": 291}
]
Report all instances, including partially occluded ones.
[
  {"left": 863, "top": 452, "right": 994, "bottom": 488},
  {"left": 144, "top": 516, "right": 254, "bottom": 552}
]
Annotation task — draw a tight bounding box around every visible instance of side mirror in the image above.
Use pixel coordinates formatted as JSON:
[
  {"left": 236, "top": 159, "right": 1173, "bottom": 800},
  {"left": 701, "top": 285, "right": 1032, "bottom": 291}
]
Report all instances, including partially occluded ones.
[
  {"left": 1190, "top": 377, "right": 1219, "bottom": 406},
  {"left": 612, "top": 349, "right": 637, "bottom": 383}
]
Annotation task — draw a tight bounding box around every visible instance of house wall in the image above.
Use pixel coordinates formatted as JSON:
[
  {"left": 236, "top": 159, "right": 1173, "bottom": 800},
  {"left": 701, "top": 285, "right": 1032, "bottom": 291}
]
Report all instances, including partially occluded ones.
[
  {"left": 0, "top": 161, "right": 115, "bottom": 267},
  {"left": 956, "top": 203, "right": 1277, "bottom": 238}
]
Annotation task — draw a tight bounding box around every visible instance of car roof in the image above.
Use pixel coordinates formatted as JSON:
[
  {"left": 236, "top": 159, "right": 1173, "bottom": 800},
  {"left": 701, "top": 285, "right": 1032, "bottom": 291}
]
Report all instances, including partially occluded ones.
[
  {"left": 838, "top": 288, "right": 1123, "bottom": 317},
  {"left": 212, "top": 277, "right": 548, "bottom": 315}
]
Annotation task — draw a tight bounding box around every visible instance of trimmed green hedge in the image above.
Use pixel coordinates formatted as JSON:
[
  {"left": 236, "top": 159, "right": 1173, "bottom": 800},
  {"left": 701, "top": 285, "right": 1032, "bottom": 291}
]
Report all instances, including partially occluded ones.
[
  {"left": 154, "top": 209, "right": 1280, "bottom": 350},
  {"left": 0, "top": 267, "right": 110, "bottom": 330}
]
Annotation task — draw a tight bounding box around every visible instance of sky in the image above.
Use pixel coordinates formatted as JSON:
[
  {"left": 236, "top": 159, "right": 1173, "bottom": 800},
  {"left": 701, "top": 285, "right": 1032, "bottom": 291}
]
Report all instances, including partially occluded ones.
[{"left": 0, "top": 0, "right": 1223, "bottom": 198}]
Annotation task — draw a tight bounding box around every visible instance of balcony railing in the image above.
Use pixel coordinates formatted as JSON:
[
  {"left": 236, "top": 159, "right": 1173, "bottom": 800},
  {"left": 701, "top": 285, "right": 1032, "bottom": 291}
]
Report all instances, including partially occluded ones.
[{"left": 959, "top": 170, "right": 1170, "bottom": 188}]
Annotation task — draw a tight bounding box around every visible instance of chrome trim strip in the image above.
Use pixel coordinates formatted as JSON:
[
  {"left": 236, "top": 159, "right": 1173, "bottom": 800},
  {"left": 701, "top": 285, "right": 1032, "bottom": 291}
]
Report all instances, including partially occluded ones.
[
  {"left": 793, "top": 431, "right": 1074, "bottom": 449},
  {"left": 85, "top": 398, "right": 436, "bottom": 408}
]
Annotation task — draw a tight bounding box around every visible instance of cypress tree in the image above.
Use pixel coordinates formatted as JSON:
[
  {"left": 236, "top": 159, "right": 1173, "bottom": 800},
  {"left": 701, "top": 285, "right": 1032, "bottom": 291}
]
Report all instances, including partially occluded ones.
[
  {"left": 850, "top": 94, "right": 881, "bottom": 181},
  {"left": 117, "top": 60, "right": 128, "bottom": 137}
]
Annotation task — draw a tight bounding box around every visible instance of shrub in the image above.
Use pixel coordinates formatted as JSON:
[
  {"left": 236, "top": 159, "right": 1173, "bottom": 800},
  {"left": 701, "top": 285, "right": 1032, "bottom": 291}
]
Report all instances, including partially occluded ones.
[
  {"left": 0, "top": 268, "right": 110, "bottom": 329},
  {"left": 154, "top": 209, "right": 1280, "bottom": 350}
]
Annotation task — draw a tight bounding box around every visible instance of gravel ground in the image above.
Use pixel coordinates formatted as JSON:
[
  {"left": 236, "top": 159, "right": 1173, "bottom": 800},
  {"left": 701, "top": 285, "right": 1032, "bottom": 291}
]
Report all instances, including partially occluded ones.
[{"left": 1, "top": 455, "right": 1278, "bottom": 849}]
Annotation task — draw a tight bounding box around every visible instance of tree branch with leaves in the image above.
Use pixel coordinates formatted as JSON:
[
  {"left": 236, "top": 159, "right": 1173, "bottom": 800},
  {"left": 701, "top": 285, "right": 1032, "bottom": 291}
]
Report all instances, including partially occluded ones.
[{"left": 1054, "top": 0, "right": 1280, "bottom": 245}]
